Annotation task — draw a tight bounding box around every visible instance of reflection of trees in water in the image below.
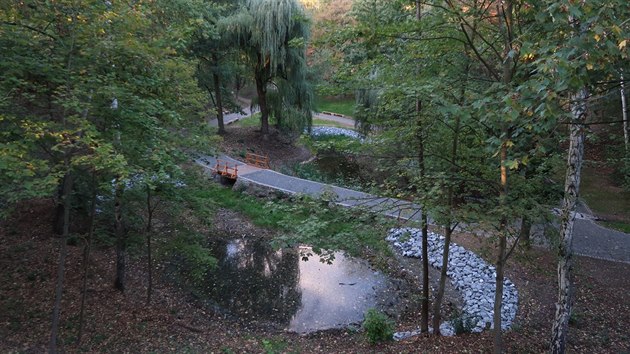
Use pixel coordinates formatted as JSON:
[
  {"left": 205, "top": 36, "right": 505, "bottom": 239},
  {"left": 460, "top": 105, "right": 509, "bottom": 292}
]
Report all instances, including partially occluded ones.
[{"left": 207, "top": 238, "right": 302, "bottom": 324}]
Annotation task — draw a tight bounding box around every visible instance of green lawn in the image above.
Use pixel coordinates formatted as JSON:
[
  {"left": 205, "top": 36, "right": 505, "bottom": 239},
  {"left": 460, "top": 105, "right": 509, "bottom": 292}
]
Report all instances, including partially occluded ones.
[
  {"left": 232, "top": 114, "right": 353, "bottom": 130},
  {"left": 231, "top": 113, "right": 261, "bottom": 128},
  {"left": 315, "top": 95, "right": 355, "bottom": 117},
  {"left": 312, "top": 118, "right": 353, "bottom": 129}
]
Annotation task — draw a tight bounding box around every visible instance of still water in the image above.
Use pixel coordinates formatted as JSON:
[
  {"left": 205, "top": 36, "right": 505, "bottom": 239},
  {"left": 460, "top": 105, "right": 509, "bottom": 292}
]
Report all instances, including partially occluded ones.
[{"left": 206, "top": 238, "right": 389, "bottom": 333}]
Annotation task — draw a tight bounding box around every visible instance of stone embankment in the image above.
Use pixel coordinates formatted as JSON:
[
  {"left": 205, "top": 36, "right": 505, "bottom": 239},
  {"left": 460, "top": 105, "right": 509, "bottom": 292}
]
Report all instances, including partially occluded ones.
[
  {"left": 387, "top": 228, "right": 518, "bottom": 338},
  {"left": 310, "top": 126, "right": 363, "bottom": 140}
]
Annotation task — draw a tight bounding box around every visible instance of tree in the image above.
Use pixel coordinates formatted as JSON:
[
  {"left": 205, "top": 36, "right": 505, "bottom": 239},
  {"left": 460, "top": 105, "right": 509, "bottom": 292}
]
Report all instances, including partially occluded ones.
[
  {"left": 526, "top": 1, "right": 630, "bottom": 352},
  {"left": 1, "top": 0, "right": 213, "bottom": 348},
  {"left": 224, "top": 0, "right": 313, "bottom": 135},
  {"left": 190, "top": 1, "right": 242, "bottom": 135}
]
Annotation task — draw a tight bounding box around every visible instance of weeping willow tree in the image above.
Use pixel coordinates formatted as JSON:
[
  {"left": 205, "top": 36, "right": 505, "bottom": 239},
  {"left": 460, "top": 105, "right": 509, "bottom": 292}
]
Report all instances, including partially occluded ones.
[{"left": 223, "top": 0, "right": 313, "bottom": 135}]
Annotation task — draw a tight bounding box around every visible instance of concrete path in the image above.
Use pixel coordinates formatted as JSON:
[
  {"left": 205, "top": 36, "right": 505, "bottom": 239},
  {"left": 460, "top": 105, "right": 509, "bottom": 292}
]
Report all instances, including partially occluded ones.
[
  {"left": 196, "top": 154, "right": 422, "bottom": 221},
  {"left": 208, "top": 106, "right": 258, "bottom": 127},
  {"left": 207, "top": 105, "right": 355, "bottom": 129},
  {"left": 572, "top": 214, "right": 630, "bottom": 263},
  {"left": 196, "top": 154, "right": 630, "bottom": 264},
  {"left": 313, "top": 112, "right": 355, "bottom": 128}
]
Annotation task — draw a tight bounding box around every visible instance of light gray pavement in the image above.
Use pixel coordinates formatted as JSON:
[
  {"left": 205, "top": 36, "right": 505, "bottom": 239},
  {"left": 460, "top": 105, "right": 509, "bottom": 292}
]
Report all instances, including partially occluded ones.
[
  {"left": 196, "top": 156, "right": 630, "bottom": 264},
  {"left": 208, "top": 107, "right": 355, "bottom": 129},
  {"left": 573, "top": 217, "right": 630, "bottom": 263},
  {"left": 208, "top": 106, "right": 258, "bottom": 127},
  {"left": 196, "top": 154, "right": 423, "bottom": 221}
]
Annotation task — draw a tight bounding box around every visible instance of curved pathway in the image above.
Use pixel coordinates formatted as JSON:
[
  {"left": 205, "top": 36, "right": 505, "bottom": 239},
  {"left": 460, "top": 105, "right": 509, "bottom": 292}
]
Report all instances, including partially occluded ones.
[
  {"left": 196, "top": 154, "right": 630, "bottom": 264},
  {"left": 573, "top": 218, "right": 630, "bottom": 263}
]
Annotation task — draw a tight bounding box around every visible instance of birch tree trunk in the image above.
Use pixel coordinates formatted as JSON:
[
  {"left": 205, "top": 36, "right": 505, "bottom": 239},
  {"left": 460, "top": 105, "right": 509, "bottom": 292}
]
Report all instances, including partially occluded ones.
[{"left": 550, "top": 87, "right": 588, "bottom": 353}]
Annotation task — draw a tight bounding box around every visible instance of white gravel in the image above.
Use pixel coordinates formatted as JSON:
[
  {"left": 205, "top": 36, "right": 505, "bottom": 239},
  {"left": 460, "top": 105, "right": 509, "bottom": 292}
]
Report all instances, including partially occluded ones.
[
  {"left": 309, "top": 126, "right": 363, "bottom": 140},
  {"left": 387, "top": 228, "right": 518, "bottom": 338}
]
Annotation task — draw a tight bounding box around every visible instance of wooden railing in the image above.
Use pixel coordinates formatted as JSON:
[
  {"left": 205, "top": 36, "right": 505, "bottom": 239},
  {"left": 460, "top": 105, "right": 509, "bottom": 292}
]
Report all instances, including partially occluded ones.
[
  {"left": 245, "top": 152, "right": 270, "bottom": 169},
  {"left": 213, "top": 159, "right": 238, "bottom": 179}
]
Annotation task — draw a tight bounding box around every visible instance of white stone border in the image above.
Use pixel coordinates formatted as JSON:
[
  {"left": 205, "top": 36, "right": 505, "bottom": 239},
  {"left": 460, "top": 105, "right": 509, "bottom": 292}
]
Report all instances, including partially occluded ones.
[{"left": 387, "top": 228, "right": 518, "bottom": 336}]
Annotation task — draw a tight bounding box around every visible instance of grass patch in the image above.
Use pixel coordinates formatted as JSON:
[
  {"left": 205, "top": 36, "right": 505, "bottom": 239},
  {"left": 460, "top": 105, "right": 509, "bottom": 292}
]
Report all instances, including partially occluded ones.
[
  {"left": 580, "top": 165, "right": 630, "bottom": 223},
  {"left": 231, "top": 113, "right": 261, "bottom": 128},
  {"left": 312, "top": 118, "right": 353, "bottom": 129},
  {"left": 181, "top": 170, "right": 393, "bottom": 259},
  {"left": 315, "top": 95, "right": 355, "bottom": 117},
  {"left": 598, "top": 220, "right": 630, "bottom": 233}
]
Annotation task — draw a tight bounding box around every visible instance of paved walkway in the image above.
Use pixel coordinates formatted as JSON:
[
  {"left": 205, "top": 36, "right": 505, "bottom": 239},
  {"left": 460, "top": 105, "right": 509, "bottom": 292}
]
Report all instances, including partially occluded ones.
[
  {"left": 208, "top": 106, "right": 258, "bottom": 127},
  {"left": 313, "top": 112, "right": 355, "bottom": 128},
  {"left": 196, "top": 154, "right": 630, "bottom": 264},
  {"left": 196, "top": 155, "right": 423, "bottom": 221}
]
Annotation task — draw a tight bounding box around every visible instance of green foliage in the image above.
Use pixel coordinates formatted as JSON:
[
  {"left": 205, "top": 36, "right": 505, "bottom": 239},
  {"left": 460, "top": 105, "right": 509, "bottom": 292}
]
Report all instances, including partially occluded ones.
[
  {"left": 312, "top": 118, "right": 350, "bottom": 129},
  {"left": 581, "top": 165, "right": 630, "bottom": 224},
  {"left": 182, "top": 169, "right": 392, "bottom": 260},
  {"left": 233, "top": 113, "right": 263, "bottom": 128},
  {"left": 362, "top": 308, "right": 394, "bottom": 345},
  {"left": 309, "top": 134, "right": 363, "bottom": 154},
  {"left": 173, "top": 237, "right": 218, "bottom": 285},
  {"left": 260, "top": 337, "right": 289, "bottom": 354},
  {"left": 222, "top": 0, "right": 314, "bottom": 133},
  {"left": 270, "top": 194, "right": 392, "bottom": 263},
  {"left": 450, "top": 308, "right": 479, "bottom": 335},
  {"left": 0, "top": 0, "right": 218, "bottom": 239}
]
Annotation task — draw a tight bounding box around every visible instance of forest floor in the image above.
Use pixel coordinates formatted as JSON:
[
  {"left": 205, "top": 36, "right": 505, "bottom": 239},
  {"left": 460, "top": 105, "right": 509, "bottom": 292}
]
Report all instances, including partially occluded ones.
[{"left": 1, "top": 126, "right": 629, "bottom": 353}]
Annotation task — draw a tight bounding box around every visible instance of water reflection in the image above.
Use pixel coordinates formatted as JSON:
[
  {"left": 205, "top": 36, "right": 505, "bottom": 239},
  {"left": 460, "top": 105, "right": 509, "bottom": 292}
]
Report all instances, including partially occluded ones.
[
  {"left": 207, "top": 238, "right": 302, "bottom": 324},
  {"left": 206, "top": 238, "right": 388, "bottom": 333}
]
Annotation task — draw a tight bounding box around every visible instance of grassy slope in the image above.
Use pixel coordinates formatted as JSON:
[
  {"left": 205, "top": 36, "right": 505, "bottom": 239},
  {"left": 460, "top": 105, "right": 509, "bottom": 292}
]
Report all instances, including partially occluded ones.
[
  {"left": 314, "top": 95, "right": 355, "bottom": 117},
  {"left": 581, "top": 164, "right": 630, "bottom": 231}
]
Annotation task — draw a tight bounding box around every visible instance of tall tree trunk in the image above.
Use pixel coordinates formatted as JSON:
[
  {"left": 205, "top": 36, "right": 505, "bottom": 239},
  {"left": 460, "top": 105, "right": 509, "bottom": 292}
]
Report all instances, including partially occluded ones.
[
  {"left": 414, "top": 70, "right": 430, "bottom": 332},
  {"left": 551, "top": 87, "right": 588, "bottom": 353},
  {"left": 114, "top": 180, "right": 126, "bottom": 291},
  {"left": 255, "top": 55, "right": 270, "bottom": 135},
  {"left": 433, "top": 112, "right": 460, "bottom": 335},
  {"left": 77, "top": 173, "right": 97, "bottom": 344},
  {"left": 146, "top": 186, "right": 154, "bottom": 304},
  {"left": 494, "top": 1, "right": 515, "bottom": 351},
  {"left": 432, "top": 224, "right": 452, "bottom": 335},
  {"left": 519, "top": 216, "right": 532, "bottom": 247},
  {"left": 494, "top": 141, "right": 509, "bottom": 353},
  {"left": 53, "top": 176, "right": 68, "bottom": 235},
  {"left": 621, "top": 72, "right": 628, "bottom": 151},
  {"left": 212, "top": 54, "right": 226, "bottom": 135},
  {"left": 49, "top": 169, "right": 73, "bottom": 354},
  {"left": 415, "top": 0, "right": 429, "bottom": 333},
  {"left": 421, "top": 211, "right": 430, "bottom": 333},
  {"left": 416, "top": 98, "right": 430, "bottom": 333}
]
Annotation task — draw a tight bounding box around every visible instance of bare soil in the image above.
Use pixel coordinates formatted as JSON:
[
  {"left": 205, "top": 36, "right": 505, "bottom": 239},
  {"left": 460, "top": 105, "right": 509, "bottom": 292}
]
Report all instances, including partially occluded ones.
[
  {"left": 219, "top": 126, "right": 312, "bottom": 171},
  {"left": 2, "top": 197, "right": 629, "bottom": 353}
]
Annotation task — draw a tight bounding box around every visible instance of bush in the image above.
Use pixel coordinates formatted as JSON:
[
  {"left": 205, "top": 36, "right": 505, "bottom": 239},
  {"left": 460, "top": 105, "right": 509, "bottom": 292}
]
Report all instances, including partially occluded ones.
[
  {"left": 362, "top": 309, "right": 394, "bottom": 344},
  {"left": 450, "top": 308, "right": 478, "bottom": 334}
]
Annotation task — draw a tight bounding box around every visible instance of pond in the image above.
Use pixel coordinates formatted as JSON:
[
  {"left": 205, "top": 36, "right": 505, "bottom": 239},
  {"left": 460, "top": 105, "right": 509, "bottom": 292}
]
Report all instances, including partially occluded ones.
[{"left": 205, "top": 238, "right": 391, "bottom": 333}]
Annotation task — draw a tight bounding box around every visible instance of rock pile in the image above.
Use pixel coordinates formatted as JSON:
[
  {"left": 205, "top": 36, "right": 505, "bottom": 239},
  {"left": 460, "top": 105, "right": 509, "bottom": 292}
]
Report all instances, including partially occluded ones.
[
  {"left": 309, "top": 126, "right": 363, "bottom": 140},
  {"left": 387, "top": 228, "right": 518, "bottom": 335}
]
